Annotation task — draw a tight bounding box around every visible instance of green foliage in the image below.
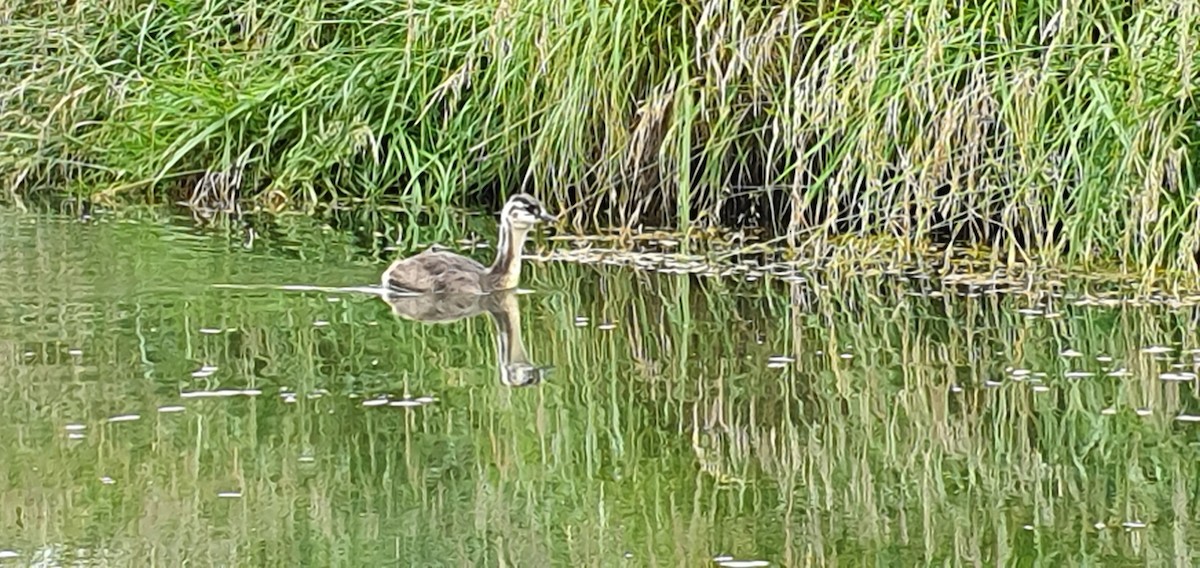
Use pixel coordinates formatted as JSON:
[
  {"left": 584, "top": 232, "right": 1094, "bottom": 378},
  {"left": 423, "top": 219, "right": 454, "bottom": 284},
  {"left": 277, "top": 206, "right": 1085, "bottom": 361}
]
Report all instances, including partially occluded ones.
[{"left": 1, "top": 0, "right": 1199, "bottom": 271}]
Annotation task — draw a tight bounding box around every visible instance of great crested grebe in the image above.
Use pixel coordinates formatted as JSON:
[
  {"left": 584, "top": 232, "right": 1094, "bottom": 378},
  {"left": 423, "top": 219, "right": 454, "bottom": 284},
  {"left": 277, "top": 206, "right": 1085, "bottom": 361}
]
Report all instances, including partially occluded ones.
[{"left": 381, "top": 193, "right": 556, "bottom": 294}]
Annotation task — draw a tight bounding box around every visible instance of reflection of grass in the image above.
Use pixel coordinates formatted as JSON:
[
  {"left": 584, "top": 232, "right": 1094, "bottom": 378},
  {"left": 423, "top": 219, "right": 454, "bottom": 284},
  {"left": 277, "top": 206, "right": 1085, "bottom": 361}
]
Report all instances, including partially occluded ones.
[{"left": 3, "top": 214, "right": 1200, "bottom": 564}]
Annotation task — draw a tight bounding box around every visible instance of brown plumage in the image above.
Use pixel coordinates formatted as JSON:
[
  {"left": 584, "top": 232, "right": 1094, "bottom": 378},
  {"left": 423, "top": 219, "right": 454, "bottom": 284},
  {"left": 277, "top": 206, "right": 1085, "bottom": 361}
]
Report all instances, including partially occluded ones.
[{"left": 381, "top": 193, "right": 557, "bottom": 294}]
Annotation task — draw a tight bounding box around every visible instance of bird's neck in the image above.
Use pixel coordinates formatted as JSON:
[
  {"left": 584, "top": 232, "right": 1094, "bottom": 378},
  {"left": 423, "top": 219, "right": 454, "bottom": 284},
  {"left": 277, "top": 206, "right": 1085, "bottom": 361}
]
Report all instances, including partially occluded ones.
[{"left": 488, "top": 219, "right": 530, "bottom": 290}]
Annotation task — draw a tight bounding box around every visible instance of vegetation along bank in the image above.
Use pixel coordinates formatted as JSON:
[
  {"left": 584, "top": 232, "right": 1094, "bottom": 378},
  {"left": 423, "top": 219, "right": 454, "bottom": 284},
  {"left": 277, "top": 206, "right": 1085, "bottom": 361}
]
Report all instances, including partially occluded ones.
[{"left": 1, "top": 0, "right": 1197, "bottom": 273}]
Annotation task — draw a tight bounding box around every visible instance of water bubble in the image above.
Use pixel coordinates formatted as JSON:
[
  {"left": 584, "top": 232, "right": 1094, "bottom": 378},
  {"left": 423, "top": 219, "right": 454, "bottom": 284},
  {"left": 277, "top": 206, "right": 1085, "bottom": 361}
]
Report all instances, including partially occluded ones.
[
  {"left": 313, "top": 320, "right": 330, "bottom": 327},
  {"left": 362, "top": 398, "right": 389, "bottom": 407},
  {"left": 107, "top": 414, "right": 140, "bottom": 423},
  {"left": 180, "top": 389, "right": 261, "bottom": 398},
  {"left": 1175, "top": 414, "right": 1200, "bottom": 423},
  {"left": 191, "top": 364, "right": 218, "bottom": 378},
  {"left": 389, "top": 400, "right": 423, "bottom": 408},
  {"left": 1141, "top": 346, "right": 1173, "bottom": 355},
  {"left": 199, "top": 328, "right": 223, "bottom": 334},
  {"left": 717, "top": 561, "right": 770, "bottom": 568},
  {"left": 1135, "top": 408, "right": 1152, "bottom": 417},
  {"left": 64, "top": 424, "right": 86, "bottom": 431},
  {"left": 99, "top": 476, "right": 115, "bottom": 485},
  {"left": 1159, "top": 372, "right": 1196, "bottom": 382},
  {"left": 1059, "top": 349, "right": 1083, "bottom": 358},
  {"left": 217, "top": 491, "right": 242, "bottom": 498},
  {"left": 766, "top": 355, "right": 793, "bottom": 368},
  {"left": 1064, "top": 371, "right": 1095, "bottom": 379},
  {"left": 1122, "top": 520, "right": 1147, "bottom": 530},
  {"left": 158, "top": 406, "right": 186, "bottom": 413},
  {"left": 0, "top": 551, "right": 17, "bottom": 559}
]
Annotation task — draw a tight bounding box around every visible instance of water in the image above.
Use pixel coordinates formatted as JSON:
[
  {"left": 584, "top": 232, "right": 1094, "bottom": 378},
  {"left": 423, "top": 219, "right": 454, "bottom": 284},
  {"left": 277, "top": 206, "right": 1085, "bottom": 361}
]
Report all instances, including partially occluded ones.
[{"left": 3, "top": 209, "right": 1200, "bottom": 566}]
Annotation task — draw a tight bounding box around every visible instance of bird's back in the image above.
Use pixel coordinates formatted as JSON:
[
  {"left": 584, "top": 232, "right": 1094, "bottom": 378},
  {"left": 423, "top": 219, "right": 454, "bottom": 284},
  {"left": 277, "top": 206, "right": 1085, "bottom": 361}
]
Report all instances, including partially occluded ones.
[{"left": 382, "top": 248, "right": 488, "bottom": 294}]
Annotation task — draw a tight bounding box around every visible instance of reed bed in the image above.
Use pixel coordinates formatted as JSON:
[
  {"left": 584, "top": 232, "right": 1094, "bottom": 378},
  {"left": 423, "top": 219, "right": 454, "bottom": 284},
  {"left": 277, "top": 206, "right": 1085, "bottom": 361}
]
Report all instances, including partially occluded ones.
[{"left": 1, "top": 0, "right": 1198, "bottom": 272}]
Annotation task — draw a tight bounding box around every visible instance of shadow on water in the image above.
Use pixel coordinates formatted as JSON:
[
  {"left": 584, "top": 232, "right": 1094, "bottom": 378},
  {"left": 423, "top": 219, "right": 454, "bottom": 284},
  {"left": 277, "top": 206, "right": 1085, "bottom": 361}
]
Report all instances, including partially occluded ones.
[{"left": 4, "top": 209, "right": 1200, "bottom": 566}]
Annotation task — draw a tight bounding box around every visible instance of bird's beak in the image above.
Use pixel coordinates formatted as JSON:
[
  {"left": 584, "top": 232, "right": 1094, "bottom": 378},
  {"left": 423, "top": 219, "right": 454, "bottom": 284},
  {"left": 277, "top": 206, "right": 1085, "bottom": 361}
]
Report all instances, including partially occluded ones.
[{"left": 538, "top": 211, "right": 559, "bottom": 223}]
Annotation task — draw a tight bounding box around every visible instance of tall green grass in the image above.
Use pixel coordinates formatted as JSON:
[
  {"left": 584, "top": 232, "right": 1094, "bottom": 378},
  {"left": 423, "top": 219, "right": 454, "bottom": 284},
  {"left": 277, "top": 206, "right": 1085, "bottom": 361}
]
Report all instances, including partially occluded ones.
[{"left": 1, "top": 0, "right": 1198, "bottom": 272}]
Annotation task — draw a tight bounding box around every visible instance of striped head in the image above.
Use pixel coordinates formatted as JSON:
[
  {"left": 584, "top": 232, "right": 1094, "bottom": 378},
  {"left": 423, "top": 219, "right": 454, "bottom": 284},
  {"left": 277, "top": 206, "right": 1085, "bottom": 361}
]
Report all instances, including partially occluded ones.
[{"left": 501, "top": 193, "right": 557, "bottom": 230}]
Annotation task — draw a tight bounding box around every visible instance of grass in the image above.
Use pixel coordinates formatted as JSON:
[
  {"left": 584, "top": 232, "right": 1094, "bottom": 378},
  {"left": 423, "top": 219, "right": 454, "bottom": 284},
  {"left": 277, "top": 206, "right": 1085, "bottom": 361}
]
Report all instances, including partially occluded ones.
[{"left": 1, "top": 0, "right": 1198, "bottom": 274}]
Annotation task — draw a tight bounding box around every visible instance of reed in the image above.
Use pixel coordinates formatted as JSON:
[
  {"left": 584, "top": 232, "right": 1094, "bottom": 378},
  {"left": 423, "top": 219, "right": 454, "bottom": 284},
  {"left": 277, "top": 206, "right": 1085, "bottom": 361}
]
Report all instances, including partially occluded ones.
[{"left": 1, "top": 0, "right": 1197, "bottom": 272}]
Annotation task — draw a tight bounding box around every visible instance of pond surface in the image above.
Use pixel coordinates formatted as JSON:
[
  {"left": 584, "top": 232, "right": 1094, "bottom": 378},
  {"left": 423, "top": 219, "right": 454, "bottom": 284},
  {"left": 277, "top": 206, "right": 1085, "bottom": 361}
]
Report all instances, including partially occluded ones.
[{"left": 2, "top": 208, "right": 1200, "bottom": 566}]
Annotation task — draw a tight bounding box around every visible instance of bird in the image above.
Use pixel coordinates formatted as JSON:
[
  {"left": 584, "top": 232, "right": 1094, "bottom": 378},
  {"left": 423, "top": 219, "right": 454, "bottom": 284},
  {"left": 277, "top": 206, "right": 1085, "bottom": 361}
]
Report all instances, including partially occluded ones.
[{"left": 381, "top": 193, "right": 557, "bottom": 294}]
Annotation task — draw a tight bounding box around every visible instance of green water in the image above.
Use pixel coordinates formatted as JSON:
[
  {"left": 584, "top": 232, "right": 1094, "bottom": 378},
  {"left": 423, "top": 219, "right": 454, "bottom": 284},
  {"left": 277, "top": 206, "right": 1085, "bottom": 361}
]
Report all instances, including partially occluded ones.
[{"left": 2, "top": 209, "right": 1200, "bottom": 567}]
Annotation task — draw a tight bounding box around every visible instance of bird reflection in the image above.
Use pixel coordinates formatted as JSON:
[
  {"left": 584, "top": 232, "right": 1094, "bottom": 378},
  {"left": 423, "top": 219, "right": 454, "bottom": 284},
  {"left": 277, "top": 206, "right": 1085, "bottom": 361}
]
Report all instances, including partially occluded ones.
[{"left": 380, "top": 289, "right": 549, "bottom": 387}]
